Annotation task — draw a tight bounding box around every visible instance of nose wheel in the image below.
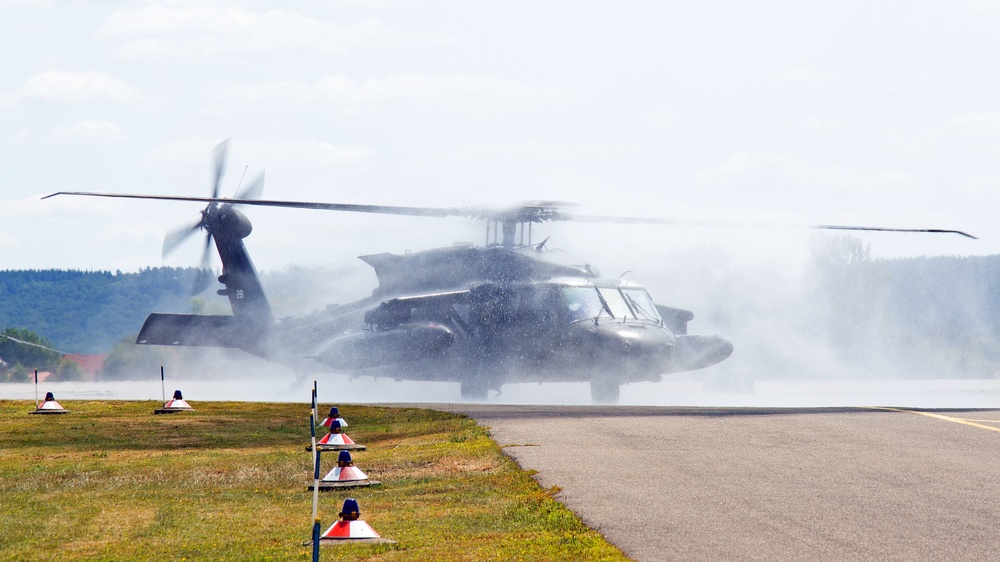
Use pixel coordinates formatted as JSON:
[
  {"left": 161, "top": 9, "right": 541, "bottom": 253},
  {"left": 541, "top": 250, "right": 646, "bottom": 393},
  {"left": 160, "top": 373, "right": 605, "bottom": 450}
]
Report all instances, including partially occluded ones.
[
  {"left": 460, "top": 379, "right": 490, "bottom": 401},
  {"left": 590, "top": 380, "right": 620, "bottom": 404}
]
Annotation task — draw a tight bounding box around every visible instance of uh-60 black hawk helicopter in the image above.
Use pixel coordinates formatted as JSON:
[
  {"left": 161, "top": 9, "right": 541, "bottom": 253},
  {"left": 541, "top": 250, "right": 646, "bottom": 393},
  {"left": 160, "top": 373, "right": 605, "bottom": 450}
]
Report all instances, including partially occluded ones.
[{"left": 46, "top": 143, "right": 975, "bottom": 403}]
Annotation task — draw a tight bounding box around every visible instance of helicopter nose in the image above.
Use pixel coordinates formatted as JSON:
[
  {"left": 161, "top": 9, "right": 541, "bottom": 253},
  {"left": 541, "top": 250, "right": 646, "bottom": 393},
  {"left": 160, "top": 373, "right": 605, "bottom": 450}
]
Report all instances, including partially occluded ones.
[{"left": 592, "top": 323, "right": 676, "bottom": 368}]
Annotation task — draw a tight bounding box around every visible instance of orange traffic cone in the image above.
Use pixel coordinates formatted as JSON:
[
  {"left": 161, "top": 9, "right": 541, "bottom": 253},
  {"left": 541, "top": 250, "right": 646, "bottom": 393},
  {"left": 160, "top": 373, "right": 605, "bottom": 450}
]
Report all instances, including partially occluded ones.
[
  {"left": 320, "top": 406, "right": 348, "bottom": 428},
  {"left": 319, "top": 499, "right": 394, "bottom": 544},
  {"left": 312, "top": 450, "right": 380, "bottom": 490},
  {"left": 154, "top": 390, "right": 194, "bottom": 414},
  {"left": 30, "top": 392, "right": 69, "bottom": 415},
  {"left": 316, "top": 420, "right": 366, "bottom": 451}
]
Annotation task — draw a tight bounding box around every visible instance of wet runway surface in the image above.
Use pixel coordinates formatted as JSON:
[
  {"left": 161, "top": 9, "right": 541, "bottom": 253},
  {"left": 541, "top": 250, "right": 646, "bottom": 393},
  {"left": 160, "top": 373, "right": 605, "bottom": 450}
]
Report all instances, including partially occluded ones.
[{"left": 433, "top": 405, "right": 1000, "bottom": 561}]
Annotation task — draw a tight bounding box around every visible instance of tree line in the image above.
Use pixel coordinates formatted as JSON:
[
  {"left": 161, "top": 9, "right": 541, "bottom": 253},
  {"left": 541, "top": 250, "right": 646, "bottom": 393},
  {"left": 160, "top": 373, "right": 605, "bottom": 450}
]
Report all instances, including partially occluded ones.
[
  {"left": 0, "top": 265, "right": 346, "bottom": 382},
  {"left": 0, "top": 267, "right": 205, "bottom": 355}
]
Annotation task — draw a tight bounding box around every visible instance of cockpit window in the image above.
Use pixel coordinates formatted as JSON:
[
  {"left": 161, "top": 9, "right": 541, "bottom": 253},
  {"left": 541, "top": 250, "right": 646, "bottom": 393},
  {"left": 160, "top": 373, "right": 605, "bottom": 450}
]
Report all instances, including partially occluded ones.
[
  {"left": 518, "top": 285, "right": 651, "bottom": 325},
  {"left": 622, "top": 288, "right": 661, "bottom": 321},
  {"left": 560, "top": 287, "right": 612, "bottom": 322},
  {"left": 597, "top": 287, "right": 632, "bottom": 319}
]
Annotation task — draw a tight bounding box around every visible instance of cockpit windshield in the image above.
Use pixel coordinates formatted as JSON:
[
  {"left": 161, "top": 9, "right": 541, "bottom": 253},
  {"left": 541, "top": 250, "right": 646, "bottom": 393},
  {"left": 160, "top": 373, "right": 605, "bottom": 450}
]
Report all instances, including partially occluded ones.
[
  {"left": 597, "top": 287, "right": 631, "bottom": 318},
  {"left": 622, "top": 288, "right": 661, "bottom": 321},
  {"left": 560, "top": 287, "right": 612, "bottom": 322},
  {"left": 509, "top": 284, "right": 661, "bottom": 326}
]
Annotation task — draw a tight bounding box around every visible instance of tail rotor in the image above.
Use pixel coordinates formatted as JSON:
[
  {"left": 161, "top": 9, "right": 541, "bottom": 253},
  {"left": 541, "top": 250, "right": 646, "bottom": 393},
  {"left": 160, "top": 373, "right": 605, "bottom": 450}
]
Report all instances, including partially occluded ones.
[{"left": 160, "top": 139, "right": 264, "bottom": 294}]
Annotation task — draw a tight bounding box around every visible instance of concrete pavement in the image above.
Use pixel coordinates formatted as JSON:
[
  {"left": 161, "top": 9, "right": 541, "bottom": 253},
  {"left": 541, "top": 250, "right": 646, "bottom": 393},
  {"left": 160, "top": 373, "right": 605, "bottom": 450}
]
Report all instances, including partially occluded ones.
[{"left": 432, "top": 405, "right": 1000, "bottom": 561}]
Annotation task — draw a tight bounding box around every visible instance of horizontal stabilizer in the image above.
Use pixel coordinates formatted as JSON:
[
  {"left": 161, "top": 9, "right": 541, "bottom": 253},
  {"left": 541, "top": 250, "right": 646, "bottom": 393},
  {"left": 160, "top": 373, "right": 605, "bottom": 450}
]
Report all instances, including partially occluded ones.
[
  {"left": 136, "top": 313, "right": 266, "bottom": 352},
  {"left": 671, "top": 335, "right": 734, "bottom": 372}
]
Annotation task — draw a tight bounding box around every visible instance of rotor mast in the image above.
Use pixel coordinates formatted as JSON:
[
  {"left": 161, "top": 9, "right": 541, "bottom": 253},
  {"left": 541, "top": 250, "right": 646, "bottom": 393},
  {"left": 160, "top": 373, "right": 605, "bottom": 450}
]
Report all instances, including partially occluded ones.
[
  {"left": 484, "top": 204, "right": 563, "bottom": 248},
  {"left": 485, "top": 219, "right": 533, "bottom": 247}
]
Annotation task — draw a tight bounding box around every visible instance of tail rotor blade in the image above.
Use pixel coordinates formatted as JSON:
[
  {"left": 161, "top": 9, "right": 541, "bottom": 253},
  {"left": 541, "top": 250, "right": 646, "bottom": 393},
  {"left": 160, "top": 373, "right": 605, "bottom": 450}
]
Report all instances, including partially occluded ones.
[
  {"left": 234, "top": 171, "right": 265, "bottom": 201},
  {"left": 199, "top": 232, "right": 213, "bottom": 271},
  {"left": 162, "top": 220, "right": 203, "bottom": 259},
  {"left": 211, "top": 139, "right": 229, "bottom": 199},
  {"left": 191, "top": 269, "right": 213, "bottom": 295},
  {"left": 191, "top": 232, "right": 214, "bottom": 295}
]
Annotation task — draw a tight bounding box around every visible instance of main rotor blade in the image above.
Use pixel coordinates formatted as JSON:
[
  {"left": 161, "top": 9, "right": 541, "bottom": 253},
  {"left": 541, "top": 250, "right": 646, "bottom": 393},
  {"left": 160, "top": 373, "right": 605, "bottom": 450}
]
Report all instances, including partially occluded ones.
[
  {"left": 211, "top": 139, "right": 229, "bottom": 199},
  {"left": 43, "top": 191, "right": 977, "bottom": 239},
  {"left": 233, "top": 171, "right": 264, "bottom": 201},
  {"left": 162, "top": 219, "right": 203, "bottom": 258},
  {"left": 44, "top": 191, "right": 458, "bottom": 218},
  {"left": 561, "top": 213, "right": 979, "bottom": 239}
]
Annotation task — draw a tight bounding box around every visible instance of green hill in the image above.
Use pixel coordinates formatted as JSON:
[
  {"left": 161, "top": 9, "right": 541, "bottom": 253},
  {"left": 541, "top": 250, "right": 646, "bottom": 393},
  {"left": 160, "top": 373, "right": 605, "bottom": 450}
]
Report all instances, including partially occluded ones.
[{"left": 0, "top": 268, "right": 205, "bottom": 354}]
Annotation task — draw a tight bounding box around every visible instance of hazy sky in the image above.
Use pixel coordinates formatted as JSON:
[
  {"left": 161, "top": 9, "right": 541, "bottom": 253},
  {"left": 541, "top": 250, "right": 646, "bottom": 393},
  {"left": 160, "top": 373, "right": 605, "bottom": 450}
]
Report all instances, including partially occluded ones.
[{"left": 2, "top": 0, "right": 998, "bottom": 274}]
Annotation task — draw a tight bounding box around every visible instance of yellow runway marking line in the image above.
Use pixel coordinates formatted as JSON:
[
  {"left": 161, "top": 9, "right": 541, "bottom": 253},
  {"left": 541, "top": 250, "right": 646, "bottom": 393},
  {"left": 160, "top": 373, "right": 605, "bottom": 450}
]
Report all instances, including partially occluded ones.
[
  {"left": 960, "top": 418, "right": 1000, "bottom": 425},
  {"left": 871, "top": 407, "right": 1000, "bottom": 433}
]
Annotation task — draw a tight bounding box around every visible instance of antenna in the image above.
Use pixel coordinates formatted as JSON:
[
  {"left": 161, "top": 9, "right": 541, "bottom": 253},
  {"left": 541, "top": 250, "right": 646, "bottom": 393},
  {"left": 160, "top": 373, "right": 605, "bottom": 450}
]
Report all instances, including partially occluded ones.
[{"left": 233, "top": 165, "right": 249, "bottom": 197}]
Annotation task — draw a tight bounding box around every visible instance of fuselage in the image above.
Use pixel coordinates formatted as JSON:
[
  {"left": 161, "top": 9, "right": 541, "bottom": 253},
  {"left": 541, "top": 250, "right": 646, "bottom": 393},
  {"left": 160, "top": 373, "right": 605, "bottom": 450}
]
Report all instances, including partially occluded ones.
[
  {"left": 267, "top": 274, "right": 728, "bottom": 390},
  {"left": 136, "top": 216, "right": 732, "bottom": 398}
]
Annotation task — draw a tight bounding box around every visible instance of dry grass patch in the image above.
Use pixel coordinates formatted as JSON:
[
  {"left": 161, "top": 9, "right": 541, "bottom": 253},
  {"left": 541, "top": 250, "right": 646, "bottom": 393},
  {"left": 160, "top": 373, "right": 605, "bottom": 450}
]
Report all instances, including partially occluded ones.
[{"left": 0, "top": 399, "right": 626, "bottom": 561}]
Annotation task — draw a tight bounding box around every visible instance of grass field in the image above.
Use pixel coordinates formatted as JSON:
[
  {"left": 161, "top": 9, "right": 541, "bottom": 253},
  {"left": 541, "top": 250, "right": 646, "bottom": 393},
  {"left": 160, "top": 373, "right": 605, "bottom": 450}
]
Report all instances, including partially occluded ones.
[{"left": 0, "top": 400, "right": 627, "bottom": 561}]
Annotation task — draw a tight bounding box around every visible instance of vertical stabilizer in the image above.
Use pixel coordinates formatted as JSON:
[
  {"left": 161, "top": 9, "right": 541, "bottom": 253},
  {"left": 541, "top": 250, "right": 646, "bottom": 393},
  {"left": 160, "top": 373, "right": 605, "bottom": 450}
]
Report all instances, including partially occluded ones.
[{"left": 210, "top": 206, "right": 275, "bottom": 338}]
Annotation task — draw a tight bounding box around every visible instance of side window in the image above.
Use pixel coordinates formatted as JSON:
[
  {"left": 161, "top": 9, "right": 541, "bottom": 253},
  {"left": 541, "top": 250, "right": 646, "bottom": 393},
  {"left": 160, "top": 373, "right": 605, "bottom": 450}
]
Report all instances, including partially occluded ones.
[
  {"left": 476, "top": 288, "right": 519, "bottom": 328},
  {"left": 560, "top": 287, "right": 610, "bottom": 321}
]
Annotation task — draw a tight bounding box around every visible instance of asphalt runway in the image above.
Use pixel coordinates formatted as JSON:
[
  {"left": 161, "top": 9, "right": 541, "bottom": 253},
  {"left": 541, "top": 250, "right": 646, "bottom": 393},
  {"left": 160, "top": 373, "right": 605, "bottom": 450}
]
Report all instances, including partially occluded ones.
[{"left": 433, "top": 405, "right": 1000, "bottom": 561}]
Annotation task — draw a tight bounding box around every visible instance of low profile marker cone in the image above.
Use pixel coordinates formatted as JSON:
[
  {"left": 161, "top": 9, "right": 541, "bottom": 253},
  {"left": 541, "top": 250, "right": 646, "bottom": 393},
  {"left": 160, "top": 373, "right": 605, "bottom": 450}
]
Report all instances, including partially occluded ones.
[
  {"left": 320, "top": 406, "right": 348, "bottom": 428},
  {"left": 311, "top": 450, "right": 380, "bottom": 490},
  {"left": 154, "top": 390, "right": 195, "bottom": 414},
  {"left": 316, "top": 420, "right": 366, "bottom": 451},
  {"left": 319, "top": 498, "right": 394, "bottom": 544},
  {"left": 30, "top": 392, "right": 69, "bottom": 415}
]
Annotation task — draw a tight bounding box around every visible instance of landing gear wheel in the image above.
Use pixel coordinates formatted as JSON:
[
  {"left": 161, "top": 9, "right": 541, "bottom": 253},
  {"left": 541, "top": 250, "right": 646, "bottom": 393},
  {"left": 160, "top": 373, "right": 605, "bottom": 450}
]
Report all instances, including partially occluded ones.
[
  {"left": 460, "top": 380, "right": 490, "bottom": 401},
  {"left": 590, "top": 380, "right": 620, "bottom": 404}
]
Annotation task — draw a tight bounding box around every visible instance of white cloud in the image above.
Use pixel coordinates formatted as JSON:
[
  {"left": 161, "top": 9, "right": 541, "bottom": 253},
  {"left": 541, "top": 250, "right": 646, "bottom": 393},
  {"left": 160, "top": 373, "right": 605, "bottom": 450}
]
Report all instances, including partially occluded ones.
[
  {"left": 0, "top": 192, "right": 125, "bottom": 220},
  {"left": 649, "top": 110, "right": 675, "bottom": 124},
  {"left": 960, "top": 0, "right": 1000, "bottom": 13},
  {"left": 689, "top": 152, "right": 939, "bottom": 226},
  {"left": 694, "top": 151, "right": 762, "bottom": 182},
  {"left": 140, "top": 136, "right": 235, "bottom": 167},
  {"left": 8, "top": 129, "right": 31, "bottom": 141},
  {"left": 946, "top": 112, "right": 1000, "bottom": 134},
  {"left": 52, "top": 120, "right": 128, "bottom": 142},
  {"left": 526, "top": 140, "right": 553, "bottom": 154},
  {"left": 801, "top": 117, "right": 842, "bottom": 132},
  {"left": 323, "top": 74, "right": 570, "bottom": 104},
  {"left": 246, "top": 139, "right": 375, "bottom": 168},
  {"left": 142, "top": 137, "right": 373, "bottom": 170},
  {"left": 0, "top": 229, "right": 18, "bottom": 247},
  {"left": 0, "top": 0, "right": 52, "bottom": 8},
  {"left": 211, "top": 74, "right": 571, "bottom": 108},
  {"left": 692, "top": 151, "right": 863, "bottom": 202},
  {"left": 18, "top": 71, "right": 138, "bottom": 103},
  {"left": 775, "top": 62, "right": 830, "bottom": 85},
  {"left": 877, "top": 171, "right": 916, "bottom": 184},
  {"left": 98, "top": 5, "right": 393, "bottom": 61}
]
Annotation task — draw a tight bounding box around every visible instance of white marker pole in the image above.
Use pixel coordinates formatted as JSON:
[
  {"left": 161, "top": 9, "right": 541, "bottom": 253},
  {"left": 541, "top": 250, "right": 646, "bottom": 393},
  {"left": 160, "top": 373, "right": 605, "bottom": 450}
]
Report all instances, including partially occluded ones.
[
  {"left": 160, "top": 366, "right": 166, "bottom": 404},
  {"left": 310, "top": 381, "right": 321, "bottom": 560},
  {"left": 34, "top": 369, "right": 38, "bottom": 407}
]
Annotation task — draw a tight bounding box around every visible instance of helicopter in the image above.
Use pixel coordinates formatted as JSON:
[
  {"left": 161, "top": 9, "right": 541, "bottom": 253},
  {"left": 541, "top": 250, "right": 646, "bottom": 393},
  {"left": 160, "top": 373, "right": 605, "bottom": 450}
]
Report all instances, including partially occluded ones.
[{"left": 45, "top": 143, "right": 976, "bottom": 403}]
